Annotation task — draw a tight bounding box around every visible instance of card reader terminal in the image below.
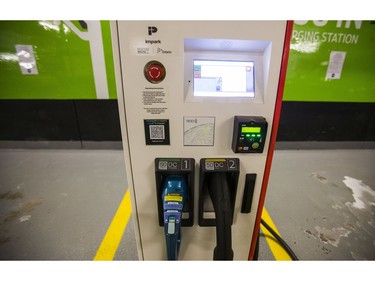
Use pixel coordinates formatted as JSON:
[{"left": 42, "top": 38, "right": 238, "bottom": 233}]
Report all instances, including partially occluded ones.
[{"left": 232, "top": 116, "right": 268, "bottom": 153}]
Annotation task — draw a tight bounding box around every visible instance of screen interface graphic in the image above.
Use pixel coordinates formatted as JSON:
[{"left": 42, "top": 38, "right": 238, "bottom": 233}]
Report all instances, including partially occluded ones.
[{"left": 193, "top": 60, "right": 255, "bottom": 98}]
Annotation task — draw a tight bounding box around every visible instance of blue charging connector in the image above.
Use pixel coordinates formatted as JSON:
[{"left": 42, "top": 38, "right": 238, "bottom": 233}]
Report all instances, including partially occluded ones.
[{"left": 162, "top": 175, "right": 187, "bottom": 260}]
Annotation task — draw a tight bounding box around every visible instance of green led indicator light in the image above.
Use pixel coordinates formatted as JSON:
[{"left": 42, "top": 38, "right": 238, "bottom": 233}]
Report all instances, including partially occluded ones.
[
  {"left": 251, "top": 134, "right": 256, "bottom": 137},
  {"left": 257, "top": 134, "right": 261, "bottom": 137},
  {"left": 246, "top": 134, "right": 250, "bottom": 137}
]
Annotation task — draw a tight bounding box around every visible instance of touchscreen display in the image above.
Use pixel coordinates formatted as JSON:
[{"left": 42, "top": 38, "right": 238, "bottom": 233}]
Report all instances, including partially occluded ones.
[{"left": 193, "top": 60, "right": 255, "bottom": 98}]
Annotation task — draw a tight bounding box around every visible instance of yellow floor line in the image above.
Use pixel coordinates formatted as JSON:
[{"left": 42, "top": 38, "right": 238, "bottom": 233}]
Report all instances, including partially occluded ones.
[
  {"left": 94, "top": 189, "right": 132, "bottom": 261},
  {"left": 261, "top": 208, "right": 292, "bottom": 261}
]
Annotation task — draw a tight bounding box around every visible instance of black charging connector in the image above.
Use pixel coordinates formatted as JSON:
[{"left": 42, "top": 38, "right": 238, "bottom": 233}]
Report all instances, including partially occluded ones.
[{"left": 198, "top": 158, "right": 240, "bottom": 260}]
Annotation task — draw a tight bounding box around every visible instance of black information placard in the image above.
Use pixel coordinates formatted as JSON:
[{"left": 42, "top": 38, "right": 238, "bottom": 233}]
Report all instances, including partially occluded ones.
[
  {"left": 144, "top": 119, "right": 170, "bottom": 145},
  {"left": 201, "top": 158, "right": 239, "bottom": 172},
  {"left": 155, "top": 158, "right": 193, "bottom": 171}
]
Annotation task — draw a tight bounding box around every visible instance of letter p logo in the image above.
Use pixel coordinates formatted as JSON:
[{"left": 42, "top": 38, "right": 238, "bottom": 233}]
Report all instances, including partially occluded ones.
[{"left": 148, "top": 26, "right": 158, "bottom": 35}]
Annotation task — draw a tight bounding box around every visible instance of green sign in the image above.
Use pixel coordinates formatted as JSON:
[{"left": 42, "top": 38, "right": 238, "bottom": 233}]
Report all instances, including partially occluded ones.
[
  {"left": 284, "top": 20, "right": 375, "bottom": 102},
  {"left": 1, "top": 21, "right": 374, "bottom": 102},
  {"left": 0, "top": 20, "right": 117, "bottom": 99}
]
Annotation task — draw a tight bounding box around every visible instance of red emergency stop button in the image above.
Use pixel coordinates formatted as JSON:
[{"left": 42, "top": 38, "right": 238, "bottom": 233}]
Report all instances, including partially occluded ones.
[{"left": 144, "top": 61, "right": 166, "bottom": 83}]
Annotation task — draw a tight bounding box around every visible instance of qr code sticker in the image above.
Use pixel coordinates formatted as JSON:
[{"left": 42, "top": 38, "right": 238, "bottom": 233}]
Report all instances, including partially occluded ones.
[{"left": 150, "top": 125, "right": 165, "bottom": 140}]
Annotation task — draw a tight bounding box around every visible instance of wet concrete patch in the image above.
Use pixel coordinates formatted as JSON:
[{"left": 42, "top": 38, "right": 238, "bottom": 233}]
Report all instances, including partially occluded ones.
[
  {"left": 0, "top": 191, "right": 24, "bottom": 200},
  {"left": 315, "top": 226, "right": 351, "bottom": 247},
  {"left": 3, "top": 198, "right": 43, "bottom": 223},
  {"left": 311, "top": 172, "right": 328, "bottom": 184},
  {"left": 304, "top": 226, "right": 351, "bottom": 248},
  {"left": 0, "top": 234, "right": 10, "bottom": 245},
  {"left": 343, "top": 176, "right": 375, "bottom": 210}
]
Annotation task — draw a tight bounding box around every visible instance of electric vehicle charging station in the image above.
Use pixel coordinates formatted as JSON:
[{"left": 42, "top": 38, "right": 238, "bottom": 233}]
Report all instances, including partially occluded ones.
[{"left": 111, "top": 21, "right": 293, "bottom": 260}]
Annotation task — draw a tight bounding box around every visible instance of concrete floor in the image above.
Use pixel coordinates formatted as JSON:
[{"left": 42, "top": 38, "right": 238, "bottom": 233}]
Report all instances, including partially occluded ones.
[
  {"left": 0, "top": 149, "right": 136, "bottom": 260},
  {"left": 0, "top": 148, "right": 374, "bottom": 261},
  {"left": 264, "top": 149, "right": 375, "bottom": 260}
]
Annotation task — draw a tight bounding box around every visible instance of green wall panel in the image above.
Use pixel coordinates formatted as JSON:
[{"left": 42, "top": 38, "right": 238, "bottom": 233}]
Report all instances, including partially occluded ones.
[
  {"left": 284, "top": 20, "right": 375, "bottom": 102},
  {"left": 0, "top": 20, "right": 116, "bottom": 99},
  {"left": 101, "top": 21, "right": 117, "bottom": 100},
  {"left": 1, "top": 20, "right": 374, "bottom": 102}
]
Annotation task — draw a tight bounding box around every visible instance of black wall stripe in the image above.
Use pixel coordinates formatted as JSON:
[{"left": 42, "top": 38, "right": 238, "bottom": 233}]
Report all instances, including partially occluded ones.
[
  {"left": 277, "top": 102, "right": 375, "bottom": 141},
  {"left": 0, "top": 100, "right": 374, "bottom": 142},
  {"left": 0, "top": 100, "right": 121, "bottom": 142}
]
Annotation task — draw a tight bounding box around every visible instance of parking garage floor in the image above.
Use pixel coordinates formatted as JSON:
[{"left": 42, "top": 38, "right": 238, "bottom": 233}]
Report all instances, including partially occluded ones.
[{"left": 0, "top": 148, "right": 374, "bottom": 275}]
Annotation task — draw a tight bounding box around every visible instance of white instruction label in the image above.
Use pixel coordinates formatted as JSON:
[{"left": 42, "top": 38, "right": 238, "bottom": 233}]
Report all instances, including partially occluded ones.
[
  {"left": 326, "top": 51, "right": 346, "bottom": 80},
  {"left": 184, "top": 117, "right": 215, "bottom": 146},
  {"left": 142, "top": 87, "right": 169, "bottom": 116},
  {"left": 16, "top": 45, "right": 38, "bottom": 75}
]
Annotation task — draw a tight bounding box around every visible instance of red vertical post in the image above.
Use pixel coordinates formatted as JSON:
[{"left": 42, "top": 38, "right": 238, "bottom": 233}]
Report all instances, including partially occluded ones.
[{"left": 248, "top": 20, "right": 294, "bottom": 260}]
